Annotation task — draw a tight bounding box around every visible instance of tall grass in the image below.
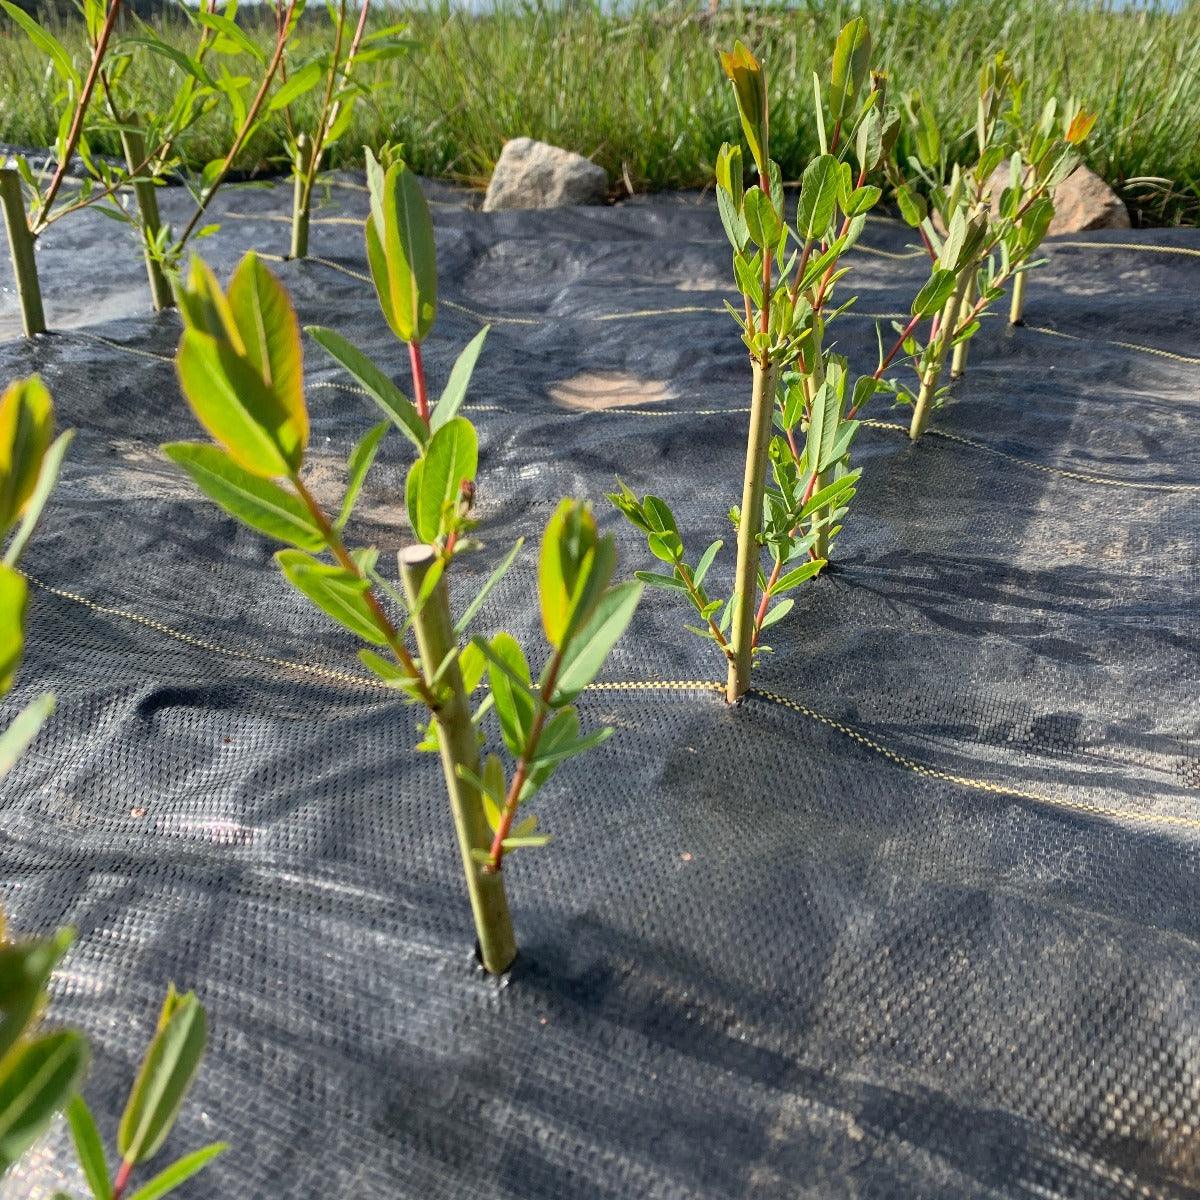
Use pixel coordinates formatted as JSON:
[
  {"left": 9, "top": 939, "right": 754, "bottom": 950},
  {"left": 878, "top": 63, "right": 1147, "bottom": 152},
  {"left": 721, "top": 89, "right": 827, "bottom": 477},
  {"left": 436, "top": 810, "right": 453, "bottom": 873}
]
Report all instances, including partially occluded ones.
[{"left": 1, "top": 0, "right": 1198, "bottom": 223}]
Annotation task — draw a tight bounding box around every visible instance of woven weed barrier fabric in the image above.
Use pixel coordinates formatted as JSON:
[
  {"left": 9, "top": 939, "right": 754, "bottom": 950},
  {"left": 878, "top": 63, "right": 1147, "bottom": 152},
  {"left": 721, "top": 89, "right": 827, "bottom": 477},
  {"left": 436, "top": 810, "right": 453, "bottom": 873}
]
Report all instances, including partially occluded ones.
[{"left": 1, "top": 176, "right": 1199, "bottom": 1199}]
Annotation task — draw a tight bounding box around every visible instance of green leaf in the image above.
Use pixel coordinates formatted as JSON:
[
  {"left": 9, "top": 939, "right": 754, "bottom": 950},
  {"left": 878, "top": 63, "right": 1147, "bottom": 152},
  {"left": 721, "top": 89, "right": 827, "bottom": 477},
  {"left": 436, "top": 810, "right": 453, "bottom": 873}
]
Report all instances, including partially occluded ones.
[
  {"left": 894, "top": 182, "right": 927, "bottom": 228},
  {"left": 276, "top": 549, "right": 387, "bottom": 645},
  {"left": 336, "top": 421, "right": 390, "bottom": 532},
  {"left": 741, "top": 186, "right": 780, "bottom": 251},
  {"left": 454, "top": 537, "right": 523, "bottom": 636},
  {"left": 551, "top": 581, "right": 642, "bottom": 705},
  {"left": 719, "top": 41, "right": 768, "bottom": 175},
  {"left": 163, "top": 443, "right": 324, "bottom": 550},
  {"left": 483, "top": 632, "right": 536, "bottom": 758},
  {"left": 194, "top": 11, "right": 265, "bottom": 62},
  {"left": 118, "top": 989, "right": 207, "bottom": 1165},
  {"left": 367, "top": 160, "right": 437, "bottom": 343},
  {"left": 911, "top": 268, "right": 957, "bottom": 317},
  {"left": 772, "top": 561, "right": 823, "bottom": 593},
  {"left": 759, "top": 597, "right": 795, "bottom": 629},
  {"left": 0, "top": 563, "right": 28, "bottom": 696},
  {"left": 796, "top": 155, "right": 840, "bottom": 239},
  {"left": 0, "top": 694, "right": 54, "bottom": 778},
  {"left": 0, "top": 1031, "right": 88, "bottom": 1172},
  {"left": 412, "top": 417, "right": 476, "bottom": 544},
  {"left": 305, "top": 326, "right": 427, "bottom": 452},
  {"left": 67, "top": 1095, "right": 113, "bottom": 1200},
  {"left": 828, "top": 17, "right": 870, "bottom": 131},
  {"left": 634, "top": 571, "right": 687, "bottom": 593},
  {"left": 0, "top": 375, "right": 56, "bottom": 539},
  {"left": 842, "top": 185, "right": 881, "bottom": 218},
  {"left": 693, "top": 540, "right": 722, "bottom": 589},
  {"left": 431, "top": 326, "right": 488, "bottom": 432},
  {"left": 225, "top": 253, "right": 308, "bottom": 456},
  {"left": 268, "top": 60, "right": 323, "bottom": 111},
  {"left": 0, "top": 0, "right": 79, "bottom": 87},
  {"left": 125, "top": 1142, "right": 228, "bottom": 1200},
  {"left": 0, "top": 929, "right": 73, "bottom": 1066}
]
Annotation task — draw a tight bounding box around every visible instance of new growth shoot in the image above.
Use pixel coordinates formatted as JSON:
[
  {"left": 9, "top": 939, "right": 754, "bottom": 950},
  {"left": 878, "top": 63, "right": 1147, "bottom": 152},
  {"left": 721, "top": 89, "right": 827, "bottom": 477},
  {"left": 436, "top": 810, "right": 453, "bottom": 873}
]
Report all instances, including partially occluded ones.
[
  {"left": 273, "top": 1, "right": 413, "bottom": 258},
  {"left": 884, "top": 58, "right": 1096, "bottom": 438},
  {"left": 167, "top": 159, "right": 638, "bottom": 973},
  {"left": 611, "top": 22, "right": 886, "bottom": 704}
]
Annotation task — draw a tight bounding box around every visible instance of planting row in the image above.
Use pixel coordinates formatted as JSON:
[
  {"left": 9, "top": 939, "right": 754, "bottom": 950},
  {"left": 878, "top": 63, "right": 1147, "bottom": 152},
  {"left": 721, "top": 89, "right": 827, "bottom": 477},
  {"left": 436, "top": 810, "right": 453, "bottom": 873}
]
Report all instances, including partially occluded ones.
[{"left": 0, "top": 17, "right": 1095, "bottom": 1197}]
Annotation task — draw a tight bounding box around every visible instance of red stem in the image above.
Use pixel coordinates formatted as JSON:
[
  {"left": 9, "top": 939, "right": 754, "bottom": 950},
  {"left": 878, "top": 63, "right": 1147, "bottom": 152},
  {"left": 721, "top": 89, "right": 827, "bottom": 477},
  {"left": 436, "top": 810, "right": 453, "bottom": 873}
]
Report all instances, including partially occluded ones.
[
  {"left": 112, "top": 1160, "right": 134, "bottom": 1200},
  {"left": 409, "top": 341, "right": 430, "bottom": 424},
  {"left": 485, "top": 650, "right": 566, "bottom": 871}
]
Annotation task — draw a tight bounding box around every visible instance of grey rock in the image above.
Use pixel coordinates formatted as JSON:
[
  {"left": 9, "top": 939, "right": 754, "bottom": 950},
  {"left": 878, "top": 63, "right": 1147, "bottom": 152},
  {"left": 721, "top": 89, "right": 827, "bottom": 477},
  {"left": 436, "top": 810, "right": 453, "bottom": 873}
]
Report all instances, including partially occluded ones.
[
  {"left": 482, "top": 138, "right": 608, "bottom": 212},
  {"left": 989, "top": 161, "right": 1129, "bottom": 234}
]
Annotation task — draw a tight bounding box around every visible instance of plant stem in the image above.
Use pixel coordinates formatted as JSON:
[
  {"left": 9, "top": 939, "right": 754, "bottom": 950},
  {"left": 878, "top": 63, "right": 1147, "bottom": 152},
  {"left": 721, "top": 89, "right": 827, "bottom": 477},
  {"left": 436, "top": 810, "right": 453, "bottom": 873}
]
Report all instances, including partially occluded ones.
[
  {"left": 112, "top": 1160, "right": 133, "bottom": 1200},
  {"left": 726, "top": 358, "right": 778, "bottom": 704},
  {"left": 399, "top": 544, "right": 516, "bottom": 975},
  {"left": 910, "top": 269, "right": 971, "bottom": 441},
  {"left": 290, "top": 133, "right": 311, "bottom": 259},
  {"left": 291, "top": 474, "right": 439, "bottom": 709},
  {"left": 175, "top": 0, "right": 298, "bottom": 251},
  {"left": 33, "top": 0, "right": 121, "bottom": 235},
  {"left": 118, "top": 123, "right": 173, "bottom": 311},
  {"left": 950, "top": 274, "right": 975, "bottom": 378},
  {"left": 409, "top": 341, "right": 430, "bottom": 423},
  {"left": 0, "top": 169, "right": 45, "bottom": 336},
  {"left": 486, "top": 646, "right": 565, "bottom": 872},
  {"left": 1009, "top": 268, "right": 1027, "bottom": 325}
]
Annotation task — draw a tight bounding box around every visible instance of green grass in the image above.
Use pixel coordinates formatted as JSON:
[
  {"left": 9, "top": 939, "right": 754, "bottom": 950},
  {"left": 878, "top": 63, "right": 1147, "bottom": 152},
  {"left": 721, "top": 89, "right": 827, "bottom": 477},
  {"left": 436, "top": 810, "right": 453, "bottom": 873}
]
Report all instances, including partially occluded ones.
[{"left": 2, "top": 0, "right": 1199, "bottom": 223}]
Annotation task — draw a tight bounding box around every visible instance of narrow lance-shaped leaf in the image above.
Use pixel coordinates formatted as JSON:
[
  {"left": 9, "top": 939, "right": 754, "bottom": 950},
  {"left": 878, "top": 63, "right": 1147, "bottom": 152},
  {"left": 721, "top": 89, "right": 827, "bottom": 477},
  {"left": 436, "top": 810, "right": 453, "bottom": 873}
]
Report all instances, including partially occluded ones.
[
  {"left": 0, "top": 376, "right": 55, "bottom": 537},
  {"left": 828, "top": 18, "right": 871, "bottom": 132},
  {"left": 337, "top": 420, "right": 390, "bottom": 532},
  {"left": 275, "top": 550, "right": 387, "bottom": 645},
  {"left": 125, "top": 1142, "right": 228, "bottom": 1200},
  {"left": 66, "top": 1096, "right": 113, "bottom": 1200},
  {"left": 118, "top": 988, "right": 208, "bottom": 1165},
  {"left": 551, "top": 580, "right": 642, "bottom": 705},
  {"left": 719, "top": 42, "right": 768, "bottom": 175},
  {"left": 796, "top": 154, "right": 840, "bottom": 240},
  {"left": 431, "top": 326, "right": 488, "bottom": 432},
  {"left": 305, "top": 325, "right": 427, "bottom": 452},
  {"left": 367, "top": 160, "right": 437, "bottom": 343},
  {"left": 163, "top": 443, "right": 325, "bottom": 551},
  {"left": 0, "top": 1031, "right": 89, "bottom": 1172}
]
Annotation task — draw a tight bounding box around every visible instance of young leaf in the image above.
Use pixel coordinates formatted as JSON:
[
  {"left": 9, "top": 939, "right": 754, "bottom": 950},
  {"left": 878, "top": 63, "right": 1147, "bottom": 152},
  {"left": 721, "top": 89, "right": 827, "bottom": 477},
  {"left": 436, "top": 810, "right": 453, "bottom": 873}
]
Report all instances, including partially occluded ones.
[
  {"left": 163, "top": 443, "right": 325, "bottom": 551},
  {"left": 336, "top": 420, "right": 390, "bottom": 531},
  {"left": 760, "top": 597, "right": 795, "bottom": 628},
  {"left": 366, "top": 160, "right": 437, "bottom": 343},
  {"left": 551, "top": 581, "right": 642, "bottom": 705},
  {"left": 431, "top": 326, "right": 488, "bottom": 432},
  {"left": 0, "top": 564, "right": 27, "bottom": 696},
  {"left": 483, "top": 632, "right": 536, "bottom": 758},
  {"left": 719, "top": 41, "right": 768, "bottom": 174},
  {"left": 0, "top": 1031, "right": 88, "bottom": 1173},
  {"left": 66, "top": 1096, "right": 113, "bottom": 1200},
  {"left": 226, "top": 254, "right": 307, "bottom": 450},
  {"left": 305, "top": 326, "right": 427, "bottom": 452},
  {"left": 125, "top": 1142, "right": 228, "bottom": 1200},
  {"left": 411, "top": 417, "right": 477, "bottom": 544},
  {"left": 118, "top": 989, "right": 207, "bottom": 1165},
  {"left": 0, "top": 375, "right": 55, "bottom": 538},
  {"left": 454, "top": 537, "right": 524, "bottom": 636},
  {"left": 275, "top": 550, "right": 387, "bottom": 645},
  {"left": 693, "top": 540, "right": 722, "bottom": 589}
]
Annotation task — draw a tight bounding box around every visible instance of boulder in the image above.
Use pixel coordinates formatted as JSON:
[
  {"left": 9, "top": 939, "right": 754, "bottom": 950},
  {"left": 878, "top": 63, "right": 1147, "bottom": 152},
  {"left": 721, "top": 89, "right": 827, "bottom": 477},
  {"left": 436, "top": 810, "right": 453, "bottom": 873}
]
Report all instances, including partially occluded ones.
[
  {"left": 988, "top": 161, "right": 1129, "bottom": 234},
  {"left": 482, "top": 138, "right": 608, "bottom": 212}
]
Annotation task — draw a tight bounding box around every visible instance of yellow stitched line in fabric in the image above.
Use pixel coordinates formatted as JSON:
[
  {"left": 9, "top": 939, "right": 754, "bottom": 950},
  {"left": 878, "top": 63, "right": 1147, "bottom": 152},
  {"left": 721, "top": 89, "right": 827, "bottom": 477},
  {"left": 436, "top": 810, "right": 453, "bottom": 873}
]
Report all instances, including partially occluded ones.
[
  {"left": 863, "top": 419, "right": 1200, "bottom": 492},
  {"left": 70, "top": 330, "right": 173, "bottom": 364},
  {"left": 26, "top": 570, "right": 1189, "bottom": 835},
  {"left": 1025, "top": 324, "right": 1200, "bottom": 366},
  {"left": 223, "top": 211, "right": 364, "bottom": 227},
  {"left": 749, "top": 687, "right": 1200, "bottom": 833},
  {"left": 1051, "top": 239, "right": 1200, "bottom": 258}
]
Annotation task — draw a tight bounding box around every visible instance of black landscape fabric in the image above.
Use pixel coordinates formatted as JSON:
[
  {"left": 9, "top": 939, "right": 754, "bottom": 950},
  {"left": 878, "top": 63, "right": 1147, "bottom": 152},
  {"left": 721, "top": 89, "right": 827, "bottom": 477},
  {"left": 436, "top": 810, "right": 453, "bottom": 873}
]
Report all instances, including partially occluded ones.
[{"left": 1, "top": 174, "right": 1199, "bottom": 1200}]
